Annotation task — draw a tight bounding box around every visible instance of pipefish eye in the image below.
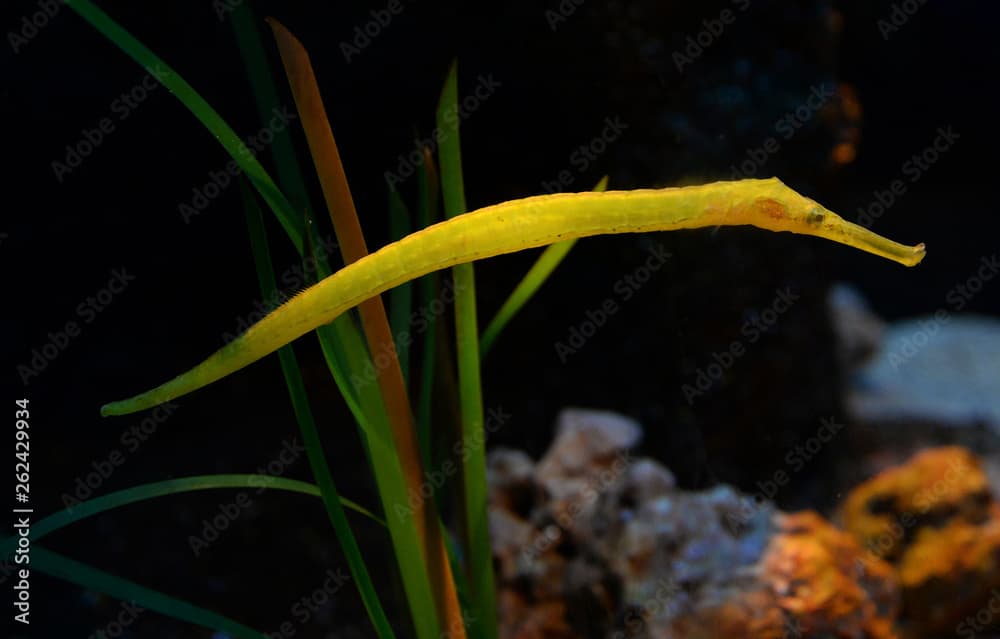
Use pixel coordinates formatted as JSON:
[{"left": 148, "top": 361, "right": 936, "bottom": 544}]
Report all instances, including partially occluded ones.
[{"left": 805, "top": 208, "right": 826, "bottom": 226}]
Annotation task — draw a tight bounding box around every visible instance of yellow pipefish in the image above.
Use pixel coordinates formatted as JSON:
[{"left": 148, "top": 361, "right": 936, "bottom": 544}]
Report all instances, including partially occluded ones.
[{"left": 101, "top": 177, "right": 924, "bottom": 416}]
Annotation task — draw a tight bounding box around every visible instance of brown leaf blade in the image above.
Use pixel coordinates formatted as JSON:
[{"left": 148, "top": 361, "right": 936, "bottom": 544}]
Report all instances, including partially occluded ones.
[{"left": 267, "top": 18, "right": 466, "bottom": 639}]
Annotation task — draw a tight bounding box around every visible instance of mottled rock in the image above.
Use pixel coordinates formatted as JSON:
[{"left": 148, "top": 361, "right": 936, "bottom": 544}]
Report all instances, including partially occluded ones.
[
  {"left": 670, "top": 511, "right": 900, "bottom": 639},
  {"left": 537, "top": 408, "right": 643, "bottom": 477},
  {"left": 608, "top": 493, "right": 898, "bottom": 639},
  {"left": 896, "top": 504, "right": 1000, "bottom": 638},
  {"left": 839, "top": 446, "right": 1000, "bottom": 638},
  {"left": 489, "top": 507, "right": 535, "bottom": 581},
  {"left": 535, "top": 408, "right": 640, "bottom": 541},
  {"left": 610, "top": 483, "right": 776, "bottom": 610},
  {"left": 833, "top": 287, "right": 1000, "bottom": 502},
  {"left": 489, "top": 410, "right": 624, "bottom": 639},
  {"left": 846, "top": 314, "right": 1000, "bottom": 433},
  {"left": 840, "top": 447, "right": 990, "bottom": 562},
  {"left": 623, "top": 458, "right": 677, "bottom": 505},
  {"left": 490, "top": 407, "right": 901, "bottom": 639},
  {"left": 488, "top": 447, "right": 537, "bottom": 515}
]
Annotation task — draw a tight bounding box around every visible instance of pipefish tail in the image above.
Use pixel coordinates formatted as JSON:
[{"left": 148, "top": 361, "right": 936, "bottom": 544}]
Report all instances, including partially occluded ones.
[{"left": 101, "top": 177, "right": 924, "bottom": 416}]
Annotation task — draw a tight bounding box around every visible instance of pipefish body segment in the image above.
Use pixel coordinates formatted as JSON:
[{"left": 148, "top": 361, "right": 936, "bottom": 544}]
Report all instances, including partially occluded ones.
[{"left": 101, "top": 178, "right": 924, "bottom": 416}]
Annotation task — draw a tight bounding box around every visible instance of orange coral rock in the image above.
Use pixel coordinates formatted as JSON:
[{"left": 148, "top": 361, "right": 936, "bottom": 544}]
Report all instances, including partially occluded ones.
[
  {"left": 673, "top": 511, "right": 900, "bottom": 639},
  {"left": 839, "top": 446, "right": 1000, "bottom": 638}
]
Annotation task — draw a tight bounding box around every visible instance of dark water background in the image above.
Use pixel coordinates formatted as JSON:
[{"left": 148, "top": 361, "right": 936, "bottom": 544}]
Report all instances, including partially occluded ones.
[{"left": 4, "top": 0, "right": 998, "bottom": 636}]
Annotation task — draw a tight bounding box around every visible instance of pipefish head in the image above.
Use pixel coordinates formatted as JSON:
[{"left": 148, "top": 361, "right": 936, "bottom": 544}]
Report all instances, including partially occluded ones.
[{"left": 739, "top": 177, "right": 926, "bottom": 267}]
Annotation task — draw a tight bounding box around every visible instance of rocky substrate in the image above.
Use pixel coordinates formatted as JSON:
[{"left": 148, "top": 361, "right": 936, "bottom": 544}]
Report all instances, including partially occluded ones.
[{"left": 489, "top": 408, "right": 1000, "bottom": 638}]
